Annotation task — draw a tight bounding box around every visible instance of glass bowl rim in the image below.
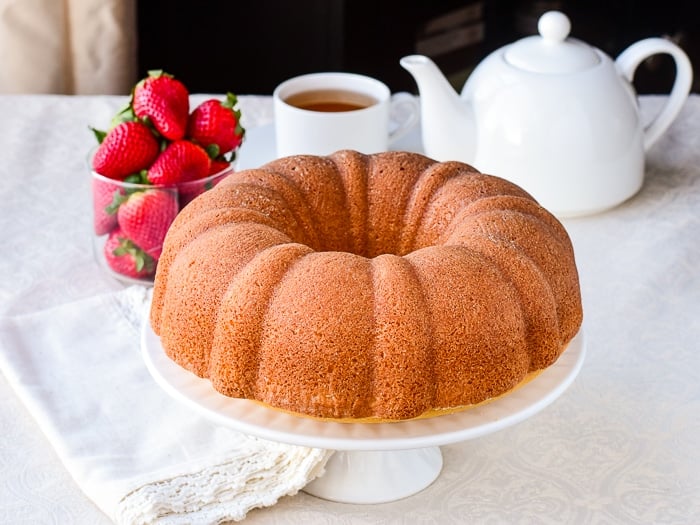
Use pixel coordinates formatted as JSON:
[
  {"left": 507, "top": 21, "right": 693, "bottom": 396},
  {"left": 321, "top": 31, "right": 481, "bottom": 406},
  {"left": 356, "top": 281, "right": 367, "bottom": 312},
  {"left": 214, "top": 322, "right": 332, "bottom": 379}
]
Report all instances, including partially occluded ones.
[{"left": 88, "top": 147, "right": 234, "bottom": 190}]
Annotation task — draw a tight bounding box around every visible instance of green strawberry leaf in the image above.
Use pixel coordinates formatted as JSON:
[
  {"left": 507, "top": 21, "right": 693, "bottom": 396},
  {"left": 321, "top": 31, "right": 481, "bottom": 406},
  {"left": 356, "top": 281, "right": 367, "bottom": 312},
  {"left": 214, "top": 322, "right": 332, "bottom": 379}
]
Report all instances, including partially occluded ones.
[
  {"left": 140, "top": 114, "right": 153, "bottom": 128},
  {"left": 114, "top": 237, "right": 155, "bottom": 273},
  {"left": 110, "top": 104, "right": 137, "bottom": 127},
  {"left": 235, "top": 120, "right": 245, "bottom": 139},
  {"left": 123, "top": 170, "right": 150, "bottom": 186},
  {"left": 90, "top": 127, "right": 108, "bottom": 144},
  {"left": 123, "top": 174, "right": 141, "bottom": 184},
  {"left": 105, "top": 191, "right": 129, "bottom": 215},
  {"left": 205, "top": 144, "right": 220, "bottom": 159},
  {"left": 133, "top": 249, "right": 147, "bottom": 272}
]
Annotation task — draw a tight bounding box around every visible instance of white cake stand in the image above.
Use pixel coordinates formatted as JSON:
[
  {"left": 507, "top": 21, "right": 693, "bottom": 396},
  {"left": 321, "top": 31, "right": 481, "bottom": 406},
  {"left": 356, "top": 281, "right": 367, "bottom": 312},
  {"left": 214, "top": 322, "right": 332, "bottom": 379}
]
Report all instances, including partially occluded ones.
[{"left": 142, "top": 321, "right": 585, "bottom": 504}]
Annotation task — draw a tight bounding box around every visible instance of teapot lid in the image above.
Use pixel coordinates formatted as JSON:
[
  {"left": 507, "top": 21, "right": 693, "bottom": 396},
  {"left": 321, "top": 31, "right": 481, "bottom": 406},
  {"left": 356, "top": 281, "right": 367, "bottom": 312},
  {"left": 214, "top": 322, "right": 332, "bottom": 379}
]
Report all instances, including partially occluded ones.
[{"left": 504, "top": 11, "right": 600, "bottom": 73}]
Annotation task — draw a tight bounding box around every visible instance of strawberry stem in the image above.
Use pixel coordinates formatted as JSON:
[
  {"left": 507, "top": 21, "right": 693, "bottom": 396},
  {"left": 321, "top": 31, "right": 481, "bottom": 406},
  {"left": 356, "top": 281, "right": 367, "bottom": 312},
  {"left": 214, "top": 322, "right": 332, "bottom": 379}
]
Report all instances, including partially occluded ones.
[
  {"left": 223, "top": 92, "right": 238, "bottom": 109},
  {"left": 146, "top": 69, "right": 174, "bottom": 80}
]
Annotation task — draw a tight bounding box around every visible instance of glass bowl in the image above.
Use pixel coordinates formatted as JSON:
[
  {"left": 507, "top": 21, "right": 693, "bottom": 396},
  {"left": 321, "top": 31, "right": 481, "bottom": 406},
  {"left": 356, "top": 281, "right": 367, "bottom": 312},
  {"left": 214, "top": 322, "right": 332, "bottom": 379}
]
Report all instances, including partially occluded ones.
[{"left": 91, "top": 165, "right": 233, "bottom": 285}]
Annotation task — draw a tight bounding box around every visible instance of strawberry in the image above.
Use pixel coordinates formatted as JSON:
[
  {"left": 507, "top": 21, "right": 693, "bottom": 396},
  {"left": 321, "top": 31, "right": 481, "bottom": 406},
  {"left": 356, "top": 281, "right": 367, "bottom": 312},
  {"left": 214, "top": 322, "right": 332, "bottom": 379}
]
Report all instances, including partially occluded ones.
[
  {"left": 103, "top": 229, "right": 155, "bottom": 279},
  {"left": 177, "top": 165, "right": 230, "bottom": 208},
  {"left": 132, "top": 70, "right": 189, "bottom": 141},
  {"left": 187, "top": 93, "right": 245, "bottom": 156},
  {"left": 92, "top": 121, "right": 160, "bottom": 180},
  {"left": 147, "top": 140, "right": 211, "bottom": 185},
  {"left": 92, "top": 176, "right": 126, "bottom": 235},
  {"left": 208, "top": 158, "right": 232, "bottom": 176},
  {"left": 117, "top": 189, "right": 179, "bottom": 260}
]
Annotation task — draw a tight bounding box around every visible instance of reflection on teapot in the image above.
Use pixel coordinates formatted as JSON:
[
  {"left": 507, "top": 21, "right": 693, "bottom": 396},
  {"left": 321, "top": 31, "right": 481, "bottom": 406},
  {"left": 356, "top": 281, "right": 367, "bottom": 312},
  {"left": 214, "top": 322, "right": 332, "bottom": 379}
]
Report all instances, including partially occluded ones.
[{"left": 401, "top": 11, "right": 693, "bottom": 217}]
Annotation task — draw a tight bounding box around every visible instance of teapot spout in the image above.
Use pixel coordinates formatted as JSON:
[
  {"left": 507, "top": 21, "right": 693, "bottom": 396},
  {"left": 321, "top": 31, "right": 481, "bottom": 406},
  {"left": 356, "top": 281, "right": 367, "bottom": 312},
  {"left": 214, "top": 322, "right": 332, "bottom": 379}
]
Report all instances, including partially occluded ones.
[{"left": 400, "top": 55, "right": 476, "bottom": 163}]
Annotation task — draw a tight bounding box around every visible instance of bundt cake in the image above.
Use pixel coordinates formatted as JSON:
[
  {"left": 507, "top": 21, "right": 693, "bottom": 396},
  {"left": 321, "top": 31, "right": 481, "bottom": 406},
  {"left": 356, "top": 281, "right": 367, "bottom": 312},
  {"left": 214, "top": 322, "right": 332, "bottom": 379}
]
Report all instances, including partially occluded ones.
[{"left": 150, "top": 150, "right": 583, "bottom": 420}]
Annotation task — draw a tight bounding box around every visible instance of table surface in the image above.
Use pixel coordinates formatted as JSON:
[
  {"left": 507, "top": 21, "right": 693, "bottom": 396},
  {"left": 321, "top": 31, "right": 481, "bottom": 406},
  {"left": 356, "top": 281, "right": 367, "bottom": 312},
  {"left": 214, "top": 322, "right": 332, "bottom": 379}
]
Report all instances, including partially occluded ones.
[{"left": 1, "top": 94, "right": 699, "bottom": 524}]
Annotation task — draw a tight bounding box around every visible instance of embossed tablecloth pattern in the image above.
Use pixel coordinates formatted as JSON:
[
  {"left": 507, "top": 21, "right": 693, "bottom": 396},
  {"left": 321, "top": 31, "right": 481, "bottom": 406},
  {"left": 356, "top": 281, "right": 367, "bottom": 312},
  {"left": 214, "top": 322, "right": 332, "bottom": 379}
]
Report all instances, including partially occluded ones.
[{"left": 1, "top": 94, "right": 699, "bottom": 524}]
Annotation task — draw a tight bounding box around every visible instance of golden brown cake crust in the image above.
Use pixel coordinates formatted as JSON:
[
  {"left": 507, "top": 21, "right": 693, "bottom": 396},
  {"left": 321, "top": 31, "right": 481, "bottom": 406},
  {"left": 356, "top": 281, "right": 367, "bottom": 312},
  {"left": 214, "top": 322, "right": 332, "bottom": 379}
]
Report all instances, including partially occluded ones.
[{"left": 150, "top": 151, "right": 583, "bottom": 420}]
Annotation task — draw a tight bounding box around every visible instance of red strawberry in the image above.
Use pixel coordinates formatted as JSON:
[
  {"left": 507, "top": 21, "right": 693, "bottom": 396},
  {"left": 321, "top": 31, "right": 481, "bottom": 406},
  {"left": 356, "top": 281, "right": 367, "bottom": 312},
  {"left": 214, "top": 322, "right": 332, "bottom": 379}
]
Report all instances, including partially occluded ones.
[
  {"left": 208, "top": 158, "right": 232, "bottom": 176},
  {"left": 92, "top": 121, "right": 160, "bottom": 180},
  {"left": 117, "top": 189, "right": 179, "bottom": 259},
  {"left": 132, "top": 70, "right": 189, "bottom": 140},
  {"left": 177, "top": 166, "right": 231, "bottom": 208},
  {"left": 103, "top": 229, "right": 155, "bottom": 279},
  {"left": 147, "top": 140, "right": 211, "bottom": 185},
  {"left": 92, "top": 176, "right": 126, "bottom": 235},
  {"left": 187, "top": 93, "right": 245, "bottom": 155}
]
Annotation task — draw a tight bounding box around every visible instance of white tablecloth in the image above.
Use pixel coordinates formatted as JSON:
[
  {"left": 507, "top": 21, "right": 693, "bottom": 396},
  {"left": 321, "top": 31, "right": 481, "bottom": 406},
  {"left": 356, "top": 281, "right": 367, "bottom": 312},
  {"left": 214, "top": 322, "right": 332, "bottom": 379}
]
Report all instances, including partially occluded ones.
[{"left": 1, "top": 94, "right": 699, "bottom": 523}]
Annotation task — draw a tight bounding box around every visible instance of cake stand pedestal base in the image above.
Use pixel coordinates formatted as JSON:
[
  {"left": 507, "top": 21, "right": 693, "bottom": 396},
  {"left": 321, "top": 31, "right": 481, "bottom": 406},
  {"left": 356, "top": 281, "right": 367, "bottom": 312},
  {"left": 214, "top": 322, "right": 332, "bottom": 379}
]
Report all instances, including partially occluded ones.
[{"left": 304, "top": 447, "right": 443, "bottom": 504}]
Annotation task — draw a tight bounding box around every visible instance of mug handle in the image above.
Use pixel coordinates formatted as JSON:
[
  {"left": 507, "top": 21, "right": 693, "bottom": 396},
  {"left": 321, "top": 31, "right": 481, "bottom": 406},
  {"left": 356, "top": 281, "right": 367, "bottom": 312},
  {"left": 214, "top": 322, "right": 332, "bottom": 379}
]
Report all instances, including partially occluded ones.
[
  {"left": 388, "top": 92, "right": 420, "bottom": 145},
  {"left": 615, "top": 37, "right": 693, "bottom": 151}
]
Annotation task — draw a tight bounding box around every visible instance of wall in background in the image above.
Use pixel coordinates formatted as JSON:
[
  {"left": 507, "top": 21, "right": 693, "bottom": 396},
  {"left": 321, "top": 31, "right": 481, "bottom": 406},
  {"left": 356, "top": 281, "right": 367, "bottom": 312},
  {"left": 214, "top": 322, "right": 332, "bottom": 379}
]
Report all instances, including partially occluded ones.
[{"left": 137, "top": 0, "right": 699, "bottom": 95}]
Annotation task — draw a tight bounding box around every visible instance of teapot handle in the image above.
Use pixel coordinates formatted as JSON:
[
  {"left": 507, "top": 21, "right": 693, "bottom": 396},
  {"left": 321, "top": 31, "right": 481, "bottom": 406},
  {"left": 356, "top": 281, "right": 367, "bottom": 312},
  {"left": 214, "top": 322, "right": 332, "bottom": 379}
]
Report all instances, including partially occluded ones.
[{"left": 616, "top": 38, "right": 693, "bottom": 151}]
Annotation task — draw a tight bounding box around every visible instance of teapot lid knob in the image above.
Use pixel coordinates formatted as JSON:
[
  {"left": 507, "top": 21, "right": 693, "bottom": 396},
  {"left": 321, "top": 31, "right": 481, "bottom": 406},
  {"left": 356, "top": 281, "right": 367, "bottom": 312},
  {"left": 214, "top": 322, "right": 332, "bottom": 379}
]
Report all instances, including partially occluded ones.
[
  {"left": 538, "top": 11, "right": 570, "bottom": 43},
  {"left": 504, "top": 10, "right": 600, "bottom": 73}
]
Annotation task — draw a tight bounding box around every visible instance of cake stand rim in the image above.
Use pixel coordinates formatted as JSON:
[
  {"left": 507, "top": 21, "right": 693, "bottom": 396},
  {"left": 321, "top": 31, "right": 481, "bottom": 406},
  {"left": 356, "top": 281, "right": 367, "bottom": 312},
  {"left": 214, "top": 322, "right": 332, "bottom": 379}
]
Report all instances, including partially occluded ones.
[{"left": 142, "top": 317, "right": 586, "bottom": 451}]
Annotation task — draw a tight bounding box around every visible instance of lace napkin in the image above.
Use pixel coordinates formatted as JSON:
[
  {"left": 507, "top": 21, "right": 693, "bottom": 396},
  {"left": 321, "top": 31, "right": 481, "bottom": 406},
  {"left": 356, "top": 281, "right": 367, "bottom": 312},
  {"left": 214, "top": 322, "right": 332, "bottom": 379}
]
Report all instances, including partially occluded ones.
[{"left": 0, "top": 286, "right": 331, "bottom": 524}]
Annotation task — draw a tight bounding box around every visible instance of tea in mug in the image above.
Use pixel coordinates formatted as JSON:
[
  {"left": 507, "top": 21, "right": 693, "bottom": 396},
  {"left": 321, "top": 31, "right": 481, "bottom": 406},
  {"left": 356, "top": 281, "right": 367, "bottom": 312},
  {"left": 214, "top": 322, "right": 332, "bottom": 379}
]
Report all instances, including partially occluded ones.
[{"left": 285, "top": 89, "right": 377, "bottom": 112}]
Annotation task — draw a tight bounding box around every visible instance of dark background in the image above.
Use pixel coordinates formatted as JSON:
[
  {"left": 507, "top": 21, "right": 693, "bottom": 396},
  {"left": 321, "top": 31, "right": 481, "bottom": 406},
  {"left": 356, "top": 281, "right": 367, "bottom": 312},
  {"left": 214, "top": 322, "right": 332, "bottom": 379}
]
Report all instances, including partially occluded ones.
[{"left": 137, "top": 0, "right": 699, "bottom": 96}]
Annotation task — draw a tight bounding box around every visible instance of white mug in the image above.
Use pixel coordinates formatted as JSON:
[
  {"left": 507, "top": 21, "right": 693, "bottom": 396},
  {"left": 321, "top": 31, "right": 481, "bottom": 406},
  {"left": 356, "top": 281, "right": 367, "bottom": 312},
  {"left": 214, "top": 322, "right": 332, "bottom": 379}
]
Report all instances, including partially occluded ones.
[{"left": 273, "top": 72, "right": 419, "bottom": 157}]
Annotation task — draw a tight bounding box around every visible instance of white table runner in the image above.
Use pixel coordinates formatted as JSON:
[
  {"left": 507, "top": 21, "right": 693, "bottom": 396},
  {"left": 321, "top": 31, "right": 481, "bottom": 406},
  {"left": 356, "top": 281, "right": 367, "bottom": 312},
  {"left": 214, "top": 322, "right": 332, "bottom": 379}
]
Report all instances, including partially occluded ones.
[{"left": 0, "top": 286, "right": 331, "bottom": 524}]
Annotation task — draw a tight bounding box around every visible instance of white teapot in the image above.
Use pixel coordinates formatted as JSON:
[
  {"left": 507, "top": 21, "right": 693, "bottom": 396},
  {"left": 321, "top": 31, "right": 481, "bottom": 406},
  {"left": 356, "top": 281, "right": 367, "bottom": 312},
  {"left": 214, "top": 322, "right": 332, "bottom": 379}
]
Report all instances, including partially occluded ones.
[{"left": 400, "top": 11, "right": 693, "bottom": 217}]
